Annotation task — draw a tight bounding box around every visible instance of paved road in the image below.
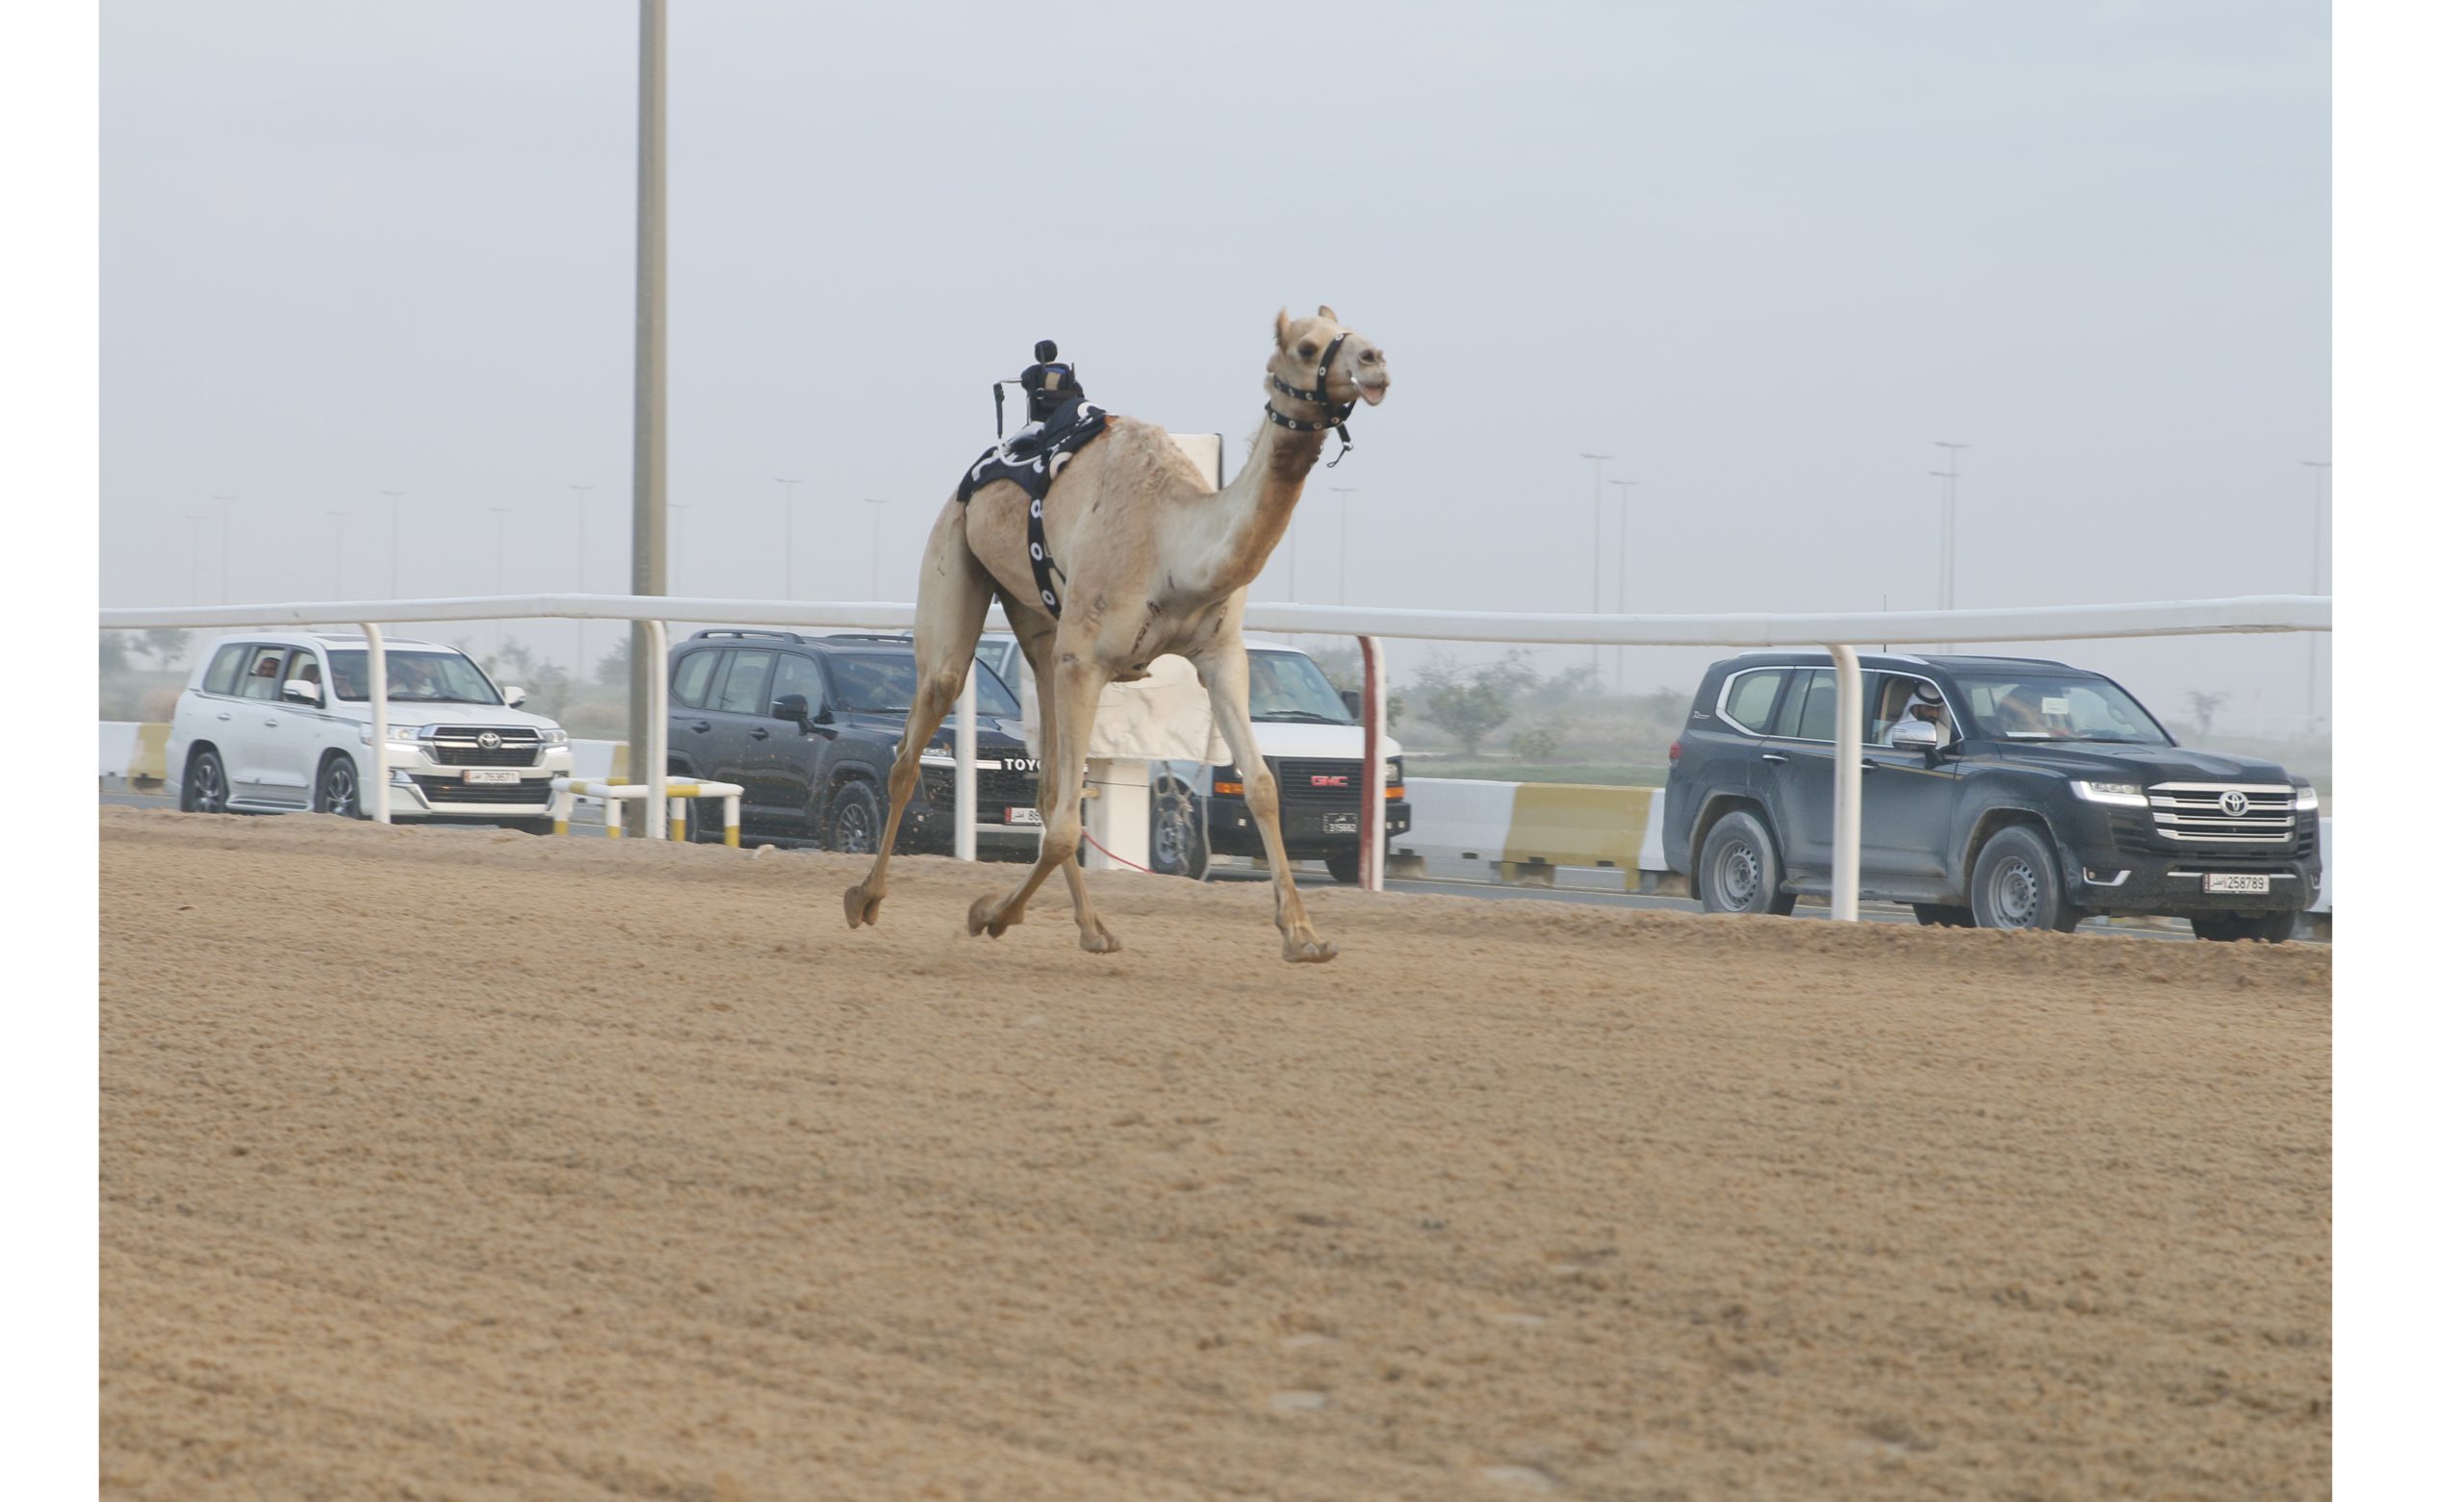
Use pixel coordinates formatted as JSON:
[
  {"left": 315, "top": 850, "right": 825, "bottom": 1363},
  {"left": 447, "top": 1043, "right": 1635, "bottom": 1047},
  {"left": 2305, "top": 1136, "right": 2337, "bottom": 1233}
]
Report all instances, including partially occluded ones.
[{"left": 106, "top": 788, "right": 2236, "bottom": 940}]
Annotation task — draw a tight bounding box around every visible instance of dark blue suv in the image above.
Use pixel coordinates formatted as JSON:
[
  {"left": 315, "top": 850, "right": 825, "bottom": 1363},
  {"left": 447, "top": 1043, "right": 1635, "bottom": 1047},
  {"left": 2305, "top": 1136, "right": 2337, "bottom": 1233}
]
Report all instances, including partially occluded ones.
[
  {"left": 666, "top": 629, "right": 1040, "bottom": 855},
  {"left": 1662, "top": 652, "right": 2322, "bottom": 940}
]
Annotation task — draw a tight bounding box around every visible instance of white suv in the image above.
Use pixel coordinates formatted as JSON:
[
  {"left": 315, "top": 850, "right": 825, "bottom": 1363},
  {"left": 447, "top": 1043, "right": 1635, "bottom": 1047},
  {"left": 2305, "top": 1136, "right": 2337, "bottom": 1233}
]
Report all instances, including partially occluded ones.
[{"left": 169, "top": 633, "right": 574, "bottom": 827}]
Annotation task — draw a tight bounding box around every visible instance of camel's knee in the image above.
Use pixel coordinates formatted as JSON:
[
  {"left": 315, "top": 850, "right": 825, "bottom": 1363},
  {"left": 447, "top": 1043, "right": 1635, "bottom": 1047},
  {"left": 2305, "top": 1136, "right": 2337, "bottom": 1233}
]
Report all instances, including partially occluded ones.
[{"left": 1243, "top": 779, "right": 1281, "bottom": 823}]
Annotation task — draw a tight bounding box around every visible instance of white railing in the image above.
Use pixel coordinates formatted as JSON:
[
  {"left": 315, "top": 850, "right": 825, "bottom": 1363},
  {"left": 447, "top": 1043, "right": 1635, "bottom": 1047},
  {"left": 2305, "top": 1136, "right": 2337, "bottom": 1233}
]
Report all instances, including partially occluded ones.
[{"left": 100, "top": 592, "right": 2327, "bottom": 919}]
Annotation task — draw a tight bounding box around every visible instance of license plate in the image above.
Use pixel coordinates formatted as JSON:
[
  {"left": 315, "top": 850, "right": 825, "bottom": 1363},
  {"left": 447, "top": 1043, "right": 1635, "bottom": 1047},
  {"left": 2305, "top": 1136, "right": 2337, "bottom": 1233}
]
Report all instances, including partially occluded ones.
[
  {"left": 1004, "top": 806, "right": 1042, "bottom": 826},
  {"left": 462, "top": 769, "right": 521, "bottom": 785},
  {"left": 2203, "top": 873, "right": 2272, "bottom": 895},
  {"left": 1324, "top": 814, "right": 1358, "bottom": 835}
]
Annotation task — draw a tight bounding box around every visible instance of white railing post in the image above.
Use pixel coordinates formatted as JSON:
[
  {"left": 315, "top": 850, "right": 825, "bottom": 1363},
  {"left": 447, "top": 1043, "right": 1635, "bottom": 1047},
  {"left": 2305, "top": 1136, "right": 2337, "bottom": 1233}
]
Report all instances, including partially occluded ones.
[
  {"left": 954, "top": 661, "right": 978, "bottom": 860},
  {"left": 361, "top": 623, "right": 390, "bottom": 824},
  {"left": 645, "top": 619, "right": 669, "bottom": 838},
  {"left": 1827, "top": 644, "right": 1862, "bottom": 922},
  {"left": 1358, "top": 633, "right": 1386, "bottom": 891}
]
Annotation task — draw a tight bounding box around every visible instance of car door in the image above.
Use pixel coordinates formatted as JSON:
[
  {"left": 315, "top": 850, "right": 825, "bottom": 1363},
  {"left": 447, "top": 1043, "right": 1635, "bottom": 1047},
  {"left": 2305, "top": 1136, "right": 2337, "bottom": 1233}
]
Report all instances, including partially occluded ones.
[
  {"left": 228, "top": 644, "right": 310, "bottom": 804},
  {"left": 668, "top": 647, "right": 727, "bottom": 777},
  {"left": 1859, "top": 672, "right": 1967, "bottom": 888},
  {"left": 742, "top": 651, "right": 832, "bottom": 827},
  {"left": 1763, "top": 666, "right": 1841, "bottom": 878},
  {"left": 701, "top": 649, "right": 779, "bottom": 810}
]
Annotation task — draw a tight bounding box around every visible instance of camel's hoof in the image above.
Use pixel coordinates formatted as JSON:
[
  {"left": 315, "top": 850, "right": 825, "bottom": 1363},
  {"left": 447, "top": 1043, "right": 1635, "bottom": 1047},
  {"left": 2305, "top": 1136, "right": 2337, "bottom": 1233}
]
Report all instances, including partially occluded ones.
[
  {"left": 1282, "top": 935, "right": 1341, "bottom": 965},
  {"left": 966, "top": 894, "right": 1012, "bottom": 939},
  {"left": 843, "top": 884, "right": 882, "bottom": 929},
  {"left": 1079, "top": 928, "right": 1122, "bottom": 955}
]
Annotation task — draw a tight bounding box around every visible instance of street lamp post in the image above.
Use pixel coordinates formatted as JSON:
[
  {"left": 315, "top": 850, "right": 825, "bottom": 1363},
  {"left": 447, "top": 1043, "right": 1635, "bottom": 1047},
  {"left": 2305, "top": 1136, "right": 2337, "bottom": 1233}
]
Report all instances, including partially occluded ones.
[
  {"left": 1327, "top": 486, "right": 1357, "bottom": 604},
  {"left": 1579, "top": 452, "right": 1612, "bottom": 679},
  {"left": 326, "top": 510, "right": 351, "bottom": 598},
  {"left": 2301, "top": 460, "right": 2331, "bottom": 736},
  {"left": 1608, "top": 478, "right": 1638, "bottom": 694},
  {"left": 379, "top": 490, "right": 407, "bottom": 599},
  {"left": 862, "top": 496, "right": 892, "bottom": 598},
  {"left": 1932, "top": 441, "right": 1971, "bottom": 652},
  {"left": 183, "top": 514, "right": 213, "bottom": 604},
  {"left": 776, "top": 477, "right": 803, "bottom": 598},
  {"left": 211, "top": 494, "right": 239, "bottom": 603}
]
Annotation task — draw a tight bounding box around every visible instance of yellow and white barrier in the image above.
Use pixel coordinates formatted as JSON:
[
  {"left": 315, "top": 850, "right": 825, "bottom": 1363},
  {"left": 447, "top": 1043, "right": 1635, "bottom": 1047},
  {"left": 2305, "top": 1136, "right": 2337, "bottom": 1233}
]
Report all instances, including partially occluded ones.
[{"left": 552, "top": 776, "right": 741, "bottom": 847}]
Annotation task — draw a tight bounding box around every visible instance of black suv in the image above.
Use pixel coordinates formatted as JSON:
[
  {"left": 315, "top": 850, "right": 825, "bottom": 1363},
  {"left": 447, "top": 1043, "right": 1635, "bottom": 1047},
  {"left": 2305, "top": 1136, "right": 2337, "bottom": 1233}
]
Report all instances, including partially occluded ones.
[
  {"left": 1662, "top": 652, "right": 2322, "bottom": 940},
  {"left": 666, "top": 629, "right": 1040, "bottom": 855}
]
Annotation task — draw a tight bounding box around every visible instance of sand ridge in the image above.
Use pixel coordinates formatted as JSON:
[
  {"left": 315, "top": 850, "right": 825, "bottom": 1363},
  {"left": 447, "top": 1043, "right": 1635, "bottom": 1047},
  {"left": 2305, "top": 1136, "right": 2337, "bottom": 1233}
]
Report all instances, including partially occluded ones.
[{"left": 100, "top": 807, "right": 2328, "bottom": 1499}]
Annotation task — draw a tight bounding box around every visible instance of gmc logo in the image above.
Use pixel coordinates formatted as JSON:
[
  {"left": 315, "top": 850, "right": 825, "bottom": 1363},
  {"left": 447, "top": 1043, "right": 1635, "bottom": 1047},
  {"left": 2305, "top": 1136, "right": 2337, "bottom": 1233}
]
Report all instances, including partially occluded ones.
[{"left": 1311, "top": 775, "right": 1349, "bottom": 788}]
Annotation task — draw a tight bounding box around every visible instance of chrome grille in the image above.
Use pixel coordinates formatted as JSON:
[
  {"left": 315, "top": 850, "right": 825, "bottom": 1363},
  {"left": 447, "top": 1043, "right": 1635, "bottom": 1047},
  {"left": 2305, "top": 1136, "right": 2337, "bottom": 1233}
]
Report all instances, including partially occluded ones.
[
  {"left": 427, "top": 726, "right": 543, "bottom": 768},
  {"left": 2147, "top": 782, "right": 2296, "bottom": 844}
]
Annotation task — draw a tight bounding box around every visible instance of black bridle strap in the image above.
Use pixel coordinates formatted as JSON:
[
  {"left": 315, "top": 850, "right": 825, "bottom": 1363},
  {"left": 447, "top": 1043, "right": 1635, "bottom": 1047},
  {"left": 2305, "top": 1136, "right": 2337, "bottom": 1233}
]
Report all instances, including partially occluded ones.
[{"left": 1264, "top": 331, "right": 1356, "bottom": 467}]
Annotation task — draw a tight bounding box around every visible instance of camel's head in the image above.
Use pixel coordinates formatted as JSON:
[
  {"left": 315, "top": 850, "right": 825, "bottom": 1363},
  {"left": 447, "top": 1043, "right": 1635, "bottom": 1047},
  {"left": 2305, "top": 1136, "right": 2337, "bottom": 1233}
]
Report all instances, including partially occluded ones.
[{"left": 1270, "top": 306, "right": 1390, "bottom": 408}]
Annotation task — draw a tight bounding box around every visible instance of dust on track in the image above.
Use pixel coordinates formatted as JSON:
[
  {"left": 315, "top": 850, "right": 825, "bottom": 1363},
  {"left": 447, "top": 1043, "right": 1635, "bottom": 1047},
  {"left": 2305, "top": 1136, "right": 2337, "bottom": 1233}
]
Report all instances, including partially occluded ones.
[{"left": 99, "top": 807, "right": 2329, "bottom": 1500}]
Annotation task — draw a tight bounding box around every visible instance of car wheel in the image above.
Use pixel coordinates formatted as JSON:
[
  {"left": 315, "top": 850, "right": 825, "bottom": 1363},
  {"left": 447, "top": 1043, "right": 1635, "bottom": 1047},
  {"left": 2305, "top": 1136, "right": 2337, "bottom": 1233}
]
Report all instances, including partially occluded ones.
[
  {"left": 1698, "top": 809, "right": 1794, "bottom": 916},
  {"left": 1912, "top": 903, "right": 1975, "bottom": 928},
  {"left": 181, "top": 748, "right": 230, "bottom": 814},
  {"left": 2190, "top": 911, "right": 2298, "bottom": 943},
  {"left": 1149, "top": 777, "right": 1208, "bottom": 879},
  {"left": 1968, "top": 826, "right": 2081, "bottom": 933},
  {"left": 1323, "top": 847, "right": 1363, "bottom": 885},
  {"left": 826, "top": 780, "right": 886, "bottom": 854},
  {"left": 314, "top": 754, "right": 363, "bottom": 818}
]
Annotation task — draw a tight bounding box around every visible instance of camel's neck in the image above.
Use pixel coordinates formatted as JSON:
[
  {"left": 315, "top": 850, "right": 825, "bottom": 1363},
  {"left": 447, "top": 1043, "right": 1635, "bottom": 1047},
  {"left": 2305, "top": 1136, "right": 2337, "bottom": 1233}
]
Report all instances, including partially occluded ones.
[{"left": 1182, "top": 416, "right": 1324, "bottom": 599}]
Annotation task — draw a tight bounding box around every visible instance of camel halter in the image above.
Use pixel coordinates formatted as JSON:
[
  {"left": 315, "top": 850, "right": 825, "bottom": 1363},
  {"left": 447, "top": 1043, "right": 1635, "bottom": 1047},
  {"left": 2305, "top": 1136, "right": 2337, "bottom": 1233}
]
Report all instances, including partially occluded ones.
[{"left": 1265, "top": 331, "right": 1357, "bottom": 468}]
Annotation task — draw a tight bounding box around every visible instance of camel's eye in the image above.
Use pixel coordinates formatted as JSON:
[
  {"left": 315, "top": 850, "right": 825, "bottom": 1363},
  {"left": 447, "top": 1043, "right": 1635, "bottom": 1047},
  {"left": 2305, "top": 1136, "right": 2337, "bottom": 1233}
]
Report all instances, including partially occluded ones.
[{"left": 1296, "top": 342, "right": 1318, "bottom": 360}]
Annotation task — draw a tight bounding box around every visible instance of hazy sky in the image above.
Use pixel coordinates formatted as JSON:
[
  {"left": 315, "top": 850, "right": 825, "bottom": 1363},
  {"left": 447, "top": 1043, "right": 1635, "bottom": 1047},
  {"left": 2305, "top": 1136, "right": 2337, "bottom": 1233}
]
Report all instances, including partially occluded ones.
[{"left": 98, "top": 0, "right": 2330, "bottom": 734}]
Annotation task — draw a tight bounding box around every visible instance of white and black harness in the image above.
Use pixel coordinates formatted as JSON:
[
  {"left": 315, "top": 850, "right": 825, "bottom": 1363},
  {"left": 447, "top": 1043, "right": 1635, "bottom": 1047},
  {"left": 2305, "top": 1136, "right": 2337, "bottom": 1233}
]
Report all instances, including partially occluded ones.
[
  {"left": 953, "top": 399, "right": 1111, "bottom": 617},
  {"left": 1263, "top": 330, "right": 1359, "bottom": 468}
]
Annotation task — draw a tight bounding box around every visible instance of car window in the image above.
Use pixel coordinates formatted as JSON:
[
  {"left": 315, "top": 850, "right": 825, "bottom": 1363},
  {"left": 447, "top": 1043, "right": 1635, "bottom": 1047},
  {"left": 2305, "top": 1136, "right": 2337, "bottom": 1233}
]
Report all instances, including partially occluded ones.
[
  {"left": 1779, "top": 669, "right": 1837, "bottom": 741},
  {"left": 673, "top": 649, "right": 720, "bottom": 709},
  {"left": 239, "top": 646, "right": 289, "bottom": 700},
  {"left": 773, "top": 653, "right": 825, "bottom": 711},
  {"left": 1967, "top": 674, "right": 2170, "bottom": 745},
  {"left": 284, "top": 649, "right": 323, "bottom": 699},
  {"left": 1868, "top": 674, "right": 1953, "bottom": 744},
  {"left": 1723, "top": 668, "right": 1790, "bottom": 734},
  {"left": 324, "top": 649, "right": 501, "bottom": 703},
  {"left": 830, "top": 653, "right": 1022, "bottom": 715},
  {"left": 713, "top": 651, "right": 776, "bottom": 715},
  {"left": 203, "top": 643, "right": 247, "bottom": 696}
]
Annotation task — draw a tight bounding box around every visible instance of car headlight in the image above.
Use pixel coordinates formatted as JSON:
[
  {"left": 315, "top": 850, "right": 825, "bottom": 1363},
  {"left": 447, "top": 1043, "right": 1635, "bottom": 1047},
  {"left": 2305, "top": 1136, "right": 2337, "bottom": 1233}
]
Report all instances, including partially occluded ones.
[
  {"left": 360, "top": 725, "right": 422, "bottom": 746},
  {"left": 2069, "top": 779, "right": 2148, "bottom": 807},
  {"left": 538, "top": 727, "right": 569, "bottom": 746},
  {"left": 2294, "top": 784, "right": 2319, "bottom": 811}
]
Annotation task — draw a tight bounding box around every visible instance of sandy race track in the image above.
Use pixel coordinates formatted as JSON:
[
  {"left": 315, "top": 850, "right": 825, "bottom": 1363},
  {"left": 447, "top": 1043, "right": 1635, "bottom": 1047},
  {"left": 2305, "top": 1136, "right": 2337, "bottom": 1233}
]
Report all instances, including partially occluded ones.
[{"left": 99, "top": 807, "right": 2329, "bottom": 1499}]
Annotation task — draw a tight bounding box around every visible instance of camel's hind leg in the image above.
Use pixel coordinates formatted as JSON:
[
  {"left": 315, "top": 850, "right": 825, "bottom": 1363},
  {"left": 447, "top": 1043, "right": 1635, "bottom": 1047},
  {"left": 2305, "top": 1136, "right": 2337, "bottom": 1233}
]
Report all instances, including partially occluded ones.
[
  {"left": 1191, "top": 635, "right": 1337, "bottom": 963},
  {"left": 842, "top": 501, "right": 995, "bottom": 929},
  {"left": 965, "top": 649, "right": 1117, "bottom": 953}
]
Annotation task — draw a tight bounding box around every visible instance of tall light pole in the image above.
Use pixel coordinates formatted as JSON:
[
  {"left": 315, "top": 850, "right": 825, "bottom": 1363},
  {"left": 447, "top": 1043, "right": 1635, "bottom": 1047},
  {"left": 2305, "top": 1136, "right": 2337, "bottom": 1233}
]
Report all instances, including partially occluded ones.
[
  {"left": 183, "top": 514, "right": 213, "bottom": 604},
  {"left": 1327, "top": 485, "right": 1357, "bottom": 604},
  {"left": 1579, "top": 452, "right": 1612, "bottom": 679},
  {"left": 862, "top": 496, "right": 892, "bottom": 598},
  {"left": 2301, "top": 460, "right": 2331, "bottom": 736},
  {"left": 489, "top": 504, "right": 515, "bottom": 653},
  {"left": 1608, "top": 479, "right": 1638, "bottom": 694},
  {"left": 379, "top": 489, "right": 407, "bottom": 599},
  {"left": 568, "top": 483, "right": 594, "bottom": 676},
  {"left": 627, "top": 0, "right": 671, "bottom": 834},
  {"left": 1932, "top": 441, "right": 1971, "bottom": 653},
  {"left": 325, "top": 509, "right": 351, "bottom": 599},
  {"left": 211, "top": 494, "right": 239, "bottom": 602},
  {"left": 775, "top": 477, "right": 803, "bottom": 598}
]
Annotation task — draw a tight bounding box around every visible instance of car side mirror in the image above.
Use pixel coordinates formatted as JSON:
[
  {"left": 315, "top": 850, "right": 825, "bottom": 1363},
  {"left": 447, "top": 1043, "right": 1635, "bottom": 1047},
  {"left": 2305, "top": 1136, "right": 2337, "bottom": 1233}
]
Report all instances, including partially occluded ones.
[
  {"left": 1890, "top": 721, "right": 1946, "bottom": 751},
  {"left": 282, "top": 678, "right": 322, "bottom": 706},
  {"left": 499, "top": 684, "right": 526, "bottom": 708},
  {"left": 771, "top": 693, "right": 811, "bottom": 726},
  {"left": 1339, "top": 689, "right": 1363, "bottom": 722}
]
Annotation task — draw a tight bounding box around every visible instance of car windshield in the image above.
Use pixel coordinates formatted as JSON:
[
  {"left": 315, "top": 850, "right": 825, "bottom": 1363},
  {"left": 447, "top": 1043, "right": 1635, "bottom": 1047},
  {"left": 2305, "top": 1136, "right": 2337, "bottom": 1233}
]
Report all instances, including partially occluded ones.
[
  {"left": 833, "top": 654, "right": 1022, "bottom": 716},
  {"left": 1957, "top": 673, "right": 2170, "bottom": 745},
  {"left": 1248, "top": 649, "right": 1352, "bottom": 723},
  {"left": 324, "top": 649, "right": 502, "bottom": 704}
]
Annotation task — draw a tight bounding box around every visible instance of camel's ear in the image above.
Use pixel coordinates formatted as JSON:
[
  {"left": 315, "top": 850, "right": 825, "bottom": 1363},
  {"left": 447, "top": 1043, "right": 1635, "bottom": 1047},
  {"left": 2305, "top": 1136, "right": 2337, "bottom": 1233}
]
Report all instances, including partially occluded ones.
[
  {"left": 1318, "top": 304, "right": 1339, "bottom": 322},
  {"left": 1274, "top": 307, "right": 1292, "bottom": 347}
]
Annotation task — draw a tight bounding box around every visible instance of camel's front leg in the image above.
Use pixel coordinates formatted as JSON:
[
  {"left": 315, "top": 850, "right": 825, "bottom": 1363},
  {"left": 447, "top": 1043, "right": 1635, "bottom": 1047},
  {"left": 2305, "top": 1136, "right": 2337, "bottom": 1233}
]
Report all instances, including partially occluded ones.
[
  {"left": 966, "top": 652, "right": 1118, "bottom": 954},
  {"left": 1191, "top": 642, "right": 1337, "bottom": 964}
]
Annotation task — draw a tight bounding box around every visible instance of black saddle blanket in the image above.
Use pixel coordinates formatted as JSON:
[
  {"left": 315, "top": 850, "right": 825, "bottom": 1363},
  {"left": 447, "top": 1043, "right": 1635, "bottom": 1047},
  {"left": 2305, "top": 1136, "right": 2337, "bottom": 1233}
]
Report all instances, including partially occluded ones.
[{"left": 955, "top": 400, "right": 1110, "bottom": 615}]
